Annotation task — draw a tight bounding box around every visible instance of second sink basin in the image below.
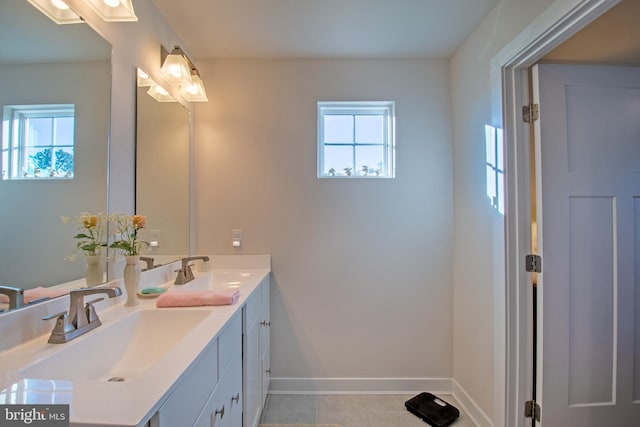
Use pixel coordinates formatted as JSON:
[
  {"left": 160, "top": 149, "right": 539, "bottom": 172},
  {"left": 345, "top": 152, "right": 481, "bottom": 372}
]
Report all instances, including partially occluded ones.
[{"left": 19, "top": 309, "right": 210, "bottom": 383}]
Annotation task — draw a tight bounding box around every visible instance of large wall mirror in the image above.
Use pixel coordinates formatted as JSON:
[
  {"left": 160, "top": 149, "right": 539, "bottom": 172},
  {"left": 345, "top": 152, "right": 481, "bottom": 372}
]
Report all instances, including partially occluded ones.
[
  {"left": 0, "top": 1, "right": 111, "bottom": 310},
  {"left": 136, "top": 76, "right": 190, "bottom": 263}
]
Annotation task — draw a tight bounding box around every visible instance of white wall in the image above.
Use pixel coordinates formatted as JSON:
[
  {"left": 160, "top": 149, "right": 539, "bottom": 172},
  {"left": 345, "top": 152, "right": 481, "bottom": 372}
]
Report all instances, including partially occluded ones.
[
  {"left": 194, "top": 59, "right": 455, "bottom": 385},
  {"left": 450, "top": 0, "right": 556, "bottom": 423}
]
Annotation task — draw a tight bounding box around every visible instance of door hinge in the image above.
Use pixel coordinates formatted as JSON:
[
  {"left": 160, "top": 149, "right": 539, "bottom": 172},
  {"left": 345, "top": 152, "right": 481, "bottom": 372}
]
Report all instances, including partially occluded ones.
[
  {"left": 525, "top": 254, "right": 542, "bottom": 273},
  {"left": 522, "top": 103, "right": 539, "bottom": 123},
  {"left": 524, "top": 400, "right": 541, "bottom": 422}
]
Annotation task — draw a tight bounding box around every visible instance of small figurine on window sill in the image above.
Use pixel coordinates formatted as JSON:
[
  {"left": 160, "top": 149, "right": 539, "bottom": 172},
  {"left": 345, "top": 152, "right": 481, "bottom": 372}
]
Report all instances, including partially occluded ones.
[
  {"left": 344, "top": 167, "right": 353, "bottom": 176},
  {"left": 328, "top": 168, "right": 336, "bottom": 176},
  {"left": 361, "top": 165, "right": 369, "bottom": 176}
]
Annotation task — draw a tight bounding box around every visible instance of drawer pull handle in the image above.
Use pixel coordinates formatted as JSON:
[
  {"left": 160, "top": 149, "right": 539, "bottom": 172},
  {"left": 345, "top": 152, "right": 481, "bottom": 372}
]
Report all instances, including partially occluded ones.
[
  {"left": 231, "top": 393, "right": 240, "bottom": 404},
  {"left": 260, "top": 321, "right": 271, "bottom": 327},
  {"left": 266, "top": 369, "right": 271, "bottom": 374},
  {"left": 215, "top": 405, "right": 225, "bottom": 419}
]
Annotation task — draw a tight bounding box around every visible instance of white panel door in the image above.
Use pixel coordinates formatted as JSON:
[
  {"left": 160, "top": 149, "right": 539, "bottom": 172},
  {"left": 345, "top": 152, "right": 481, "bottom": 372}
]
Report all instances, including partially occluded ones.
[{"left": 533, "top": 63, "right": 640, "bottom": 426}]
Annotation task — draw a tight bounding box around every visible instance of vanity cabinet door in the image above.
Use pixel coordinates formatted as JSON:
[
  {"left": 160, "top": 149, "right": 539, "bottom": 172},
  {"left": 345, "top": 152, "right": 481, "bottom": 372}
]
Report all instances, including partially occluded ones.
[
  {"left": 195, "top": 349, "right": 242, "bottom": 427},
  {"left": 260, "top": 282, "right": 270, "bottom": 407},
  {"left": 220, "top": 349, "right": 243, "bottom": 426},
  {"left": 244, "top": 309, "right": 261, "bottom": 427},
  {"left": 154, "top": 338, "right": 218, "bottom": 427},
  {"left": 261, "top": 344, "right": 270, "bottom": 406},
  {"left": 243, "top": 278, "right": 270, "bottom": 427}
]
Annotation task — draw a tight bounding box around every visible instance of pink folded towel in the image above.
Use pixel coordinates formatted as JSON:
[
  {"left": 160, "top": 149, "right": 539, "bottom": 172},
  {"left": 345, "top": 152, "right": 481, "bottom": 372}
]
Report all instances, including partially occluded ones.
[
  {"left": 156, "top": 289, "right": 240, "bottom": 308},
  {"left": 0, "top": 287, "right": 68, "bottom": 304}
]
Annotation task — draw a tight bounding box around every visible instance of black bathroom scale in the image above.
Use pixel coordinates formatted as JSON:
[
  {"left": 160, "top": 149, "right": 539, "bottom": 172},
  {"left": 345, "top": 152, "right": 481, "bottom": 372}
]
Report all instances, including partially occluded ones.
[{"left": 405, "top": 392, "right": 460, "bottom": 427}]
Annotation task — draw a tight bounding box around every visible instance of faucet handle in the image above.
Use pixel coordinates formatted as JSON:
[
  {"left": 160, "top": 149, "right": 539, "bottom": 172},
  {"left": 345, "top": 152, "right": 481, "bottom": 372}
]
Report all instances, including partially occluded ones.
[
  {"left": 43, "top": 310, "right": 67, "bottom": 321},
  {"left": 43, "top": 311, "right": 75, "bottom": 340},
  {"left": 174, "top": 268, "right": 187, "bottom": 285},
  {"left": 85, "top": 298, "right": 104, "bottom": 324},
  {"left": 184, "top": 263, "right": 194, "bottom": 277}
]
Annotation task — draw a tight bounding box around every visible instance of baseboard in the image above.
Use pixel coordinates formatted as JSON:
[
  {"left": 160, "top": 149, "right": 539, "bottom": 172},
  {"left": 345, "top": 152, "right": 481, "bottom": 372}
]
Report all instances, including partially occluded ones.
[
  {"left": 268, "top": 377, "right": 452, "bottom": 395},
  {"left": 452, "top": 379, "right": 494, "bottom": 427}
]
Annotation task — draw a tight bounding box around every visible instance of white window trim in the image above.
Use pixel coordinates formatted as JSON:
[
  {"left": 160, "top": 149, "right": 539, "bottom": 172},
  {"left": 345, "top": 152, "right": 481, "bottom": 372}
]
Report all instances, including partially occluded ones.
[
  {"left": 317, "top": 101, "right": 395, "bottom": 179},
  {"left": 2, "top": 104, "right": 75, "bottom": 180}
]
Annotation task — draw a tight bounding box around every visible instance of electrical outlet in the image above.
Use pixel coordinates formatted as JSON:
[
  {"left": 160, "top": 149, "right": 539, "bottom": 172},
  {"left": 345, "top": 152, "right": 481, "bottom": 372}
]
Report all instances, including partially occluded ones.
[
  {"left": 232, "top": 229, "right": 242, "bottom": 248},
  {"left": 149, "top": 229, "right": 160, "bottom": 248}
]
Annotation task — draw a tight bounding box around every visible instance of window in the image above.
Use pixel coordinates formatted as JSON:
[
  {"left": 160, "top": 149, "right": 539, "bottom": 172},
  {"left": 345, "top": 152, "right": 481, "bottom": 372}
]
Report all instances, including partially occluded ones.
[
  {"left": 485, "top": 124, "right": 504, "bottom": 214},
  {"left": 2, "top": 104, "right": 75, "bottom": 180},
  {"left": 318, "top": 101, "right": 395, "bottom": 178}
]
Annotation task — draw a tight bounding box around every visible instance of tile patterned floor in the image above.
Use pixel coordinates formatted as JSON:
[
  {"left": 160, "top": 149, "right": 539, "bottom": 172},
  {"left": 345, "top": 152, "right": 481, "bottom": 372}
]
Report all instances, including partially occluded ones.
[{"left": 260, "top": 394, "right": 477, "bottom": 427}]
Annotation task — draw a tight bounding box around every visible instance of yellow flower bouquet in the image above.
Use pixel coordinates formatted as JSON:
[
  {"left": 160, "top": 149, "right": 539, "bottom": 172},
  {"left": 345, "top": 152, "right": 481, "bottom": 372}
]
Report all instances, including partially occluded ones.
[
  {"left": 61, "top": 212, "right": 108, "bottom": 259},
  {"left": 109, "top": 213, "right": 149, "bottom": 255}
]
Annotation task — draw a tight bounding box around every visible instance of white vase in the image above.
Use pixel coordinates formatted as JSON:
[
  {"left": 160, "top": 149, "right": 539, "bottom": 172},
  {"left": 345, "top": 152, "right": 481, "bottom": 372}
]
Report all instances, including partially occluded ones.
[
  {"left": 85, "top": 255, "right": 104, "bottom": 287},
  {"left": 123, "top": 255, "right": 140, "bottom": 306}
]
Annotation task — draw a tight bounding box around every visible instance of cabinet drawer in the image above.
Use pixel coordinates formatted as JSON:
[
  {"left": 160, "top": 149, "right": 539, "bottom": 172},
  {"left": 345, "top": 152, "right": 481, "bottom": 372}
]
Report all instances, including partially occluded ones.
[
  {"left": 156, "top": 339, "right": 218, "bottom": 427},
  {"left": 218, "top": 311, "right": 242, "bottom": 375},
  {"left": 245, "top": 285, "right": 262, "bottom": 329}
]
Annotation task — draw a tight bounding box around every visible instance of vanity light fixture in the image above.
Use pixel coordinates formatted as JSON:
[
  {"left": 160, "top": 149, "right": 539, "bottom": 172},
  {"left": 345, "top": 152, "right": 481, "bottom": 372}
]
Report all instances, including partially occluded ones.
[
  {"left": 83, "top": 0, "right": 138, "bottom": 22},
  {"left": 180, "top": 70, "right": 208, "bottom": 102},
  {"left": 161, "top": 45, "right": 209, "bottom": 102},
  {"left": 160, "top": 46, "right": 193, "bottom": 86},
  {"left": 26, "top": 0, "right": 83, "bottom": 24},
  {"left": 147, "top": 85, "right": 177, "bottom": 103},
  {"left": 136, "top": 69, "right": 155, "bottom": 87}
]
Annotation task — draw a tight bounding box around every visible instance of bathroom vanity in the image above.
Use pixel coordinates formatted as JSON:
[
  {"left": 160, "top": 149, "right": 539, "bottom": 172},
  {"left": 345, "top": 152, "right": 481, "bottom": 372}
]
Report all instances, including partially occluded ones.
[{"left": 0, "top": 255, "right": 271, "bottom": 427}]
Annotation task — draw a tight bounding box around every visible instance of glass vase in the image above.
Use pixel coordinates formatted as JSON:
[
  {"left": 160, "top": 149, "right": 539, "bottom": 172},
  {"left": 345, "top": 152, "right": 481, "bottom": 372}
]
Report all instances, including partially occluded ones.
[
  {"left": 123, "top": 255, "right": 140, "bottom": 306},
  {"left": 85, "top": 255, "right": 104, "bottom": 287}
]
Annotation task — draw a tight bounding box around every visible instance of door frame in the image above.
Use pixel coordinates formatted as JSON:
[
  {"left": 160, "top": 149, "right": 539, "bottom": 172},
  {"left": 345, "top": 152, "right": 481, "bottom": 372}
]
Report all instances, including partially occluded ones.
[{"left": 497, "top": 0, "right": 620, "bottom": 426}]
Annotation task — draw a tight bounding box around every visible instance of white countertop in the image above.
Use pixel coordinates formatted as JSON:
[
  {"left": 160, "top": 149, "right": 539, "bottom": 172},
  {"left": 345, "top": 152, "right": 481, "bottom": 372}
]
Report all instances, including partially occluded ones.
[{"left": 0, "top": 255, "right": 270, "bottom": 427}]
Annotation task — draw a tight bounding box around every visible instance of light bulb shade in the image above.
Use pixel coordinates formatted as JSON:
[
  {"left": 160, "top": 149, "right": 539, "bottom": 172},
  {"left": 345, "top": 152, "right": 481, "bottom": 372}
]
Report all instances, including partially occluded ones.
[
  {"left": 84, "top": 0, "right": 138, "bottom": 22},
  {"left": 136, "top": 69, "right": 155, "bottom": 87},
  {"left": 161, "top": 50, "right": 193, "bottom": 85},
  {"left": 180, "top": 74, "right": 208, "bottom": 102},
  {"left": 147, "top": 85, "right": 177, "bottom": 102},
  {"left": 26, "top": 0, "right": 83, "bottom": 24}
]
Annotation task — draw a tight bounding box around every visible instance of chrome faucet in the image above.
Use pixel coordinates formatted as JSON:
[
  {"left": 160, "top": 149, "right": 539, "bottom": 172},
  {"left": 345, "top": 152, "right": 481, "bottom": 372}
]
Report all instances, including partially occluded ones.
[
  {"left": 0, "top": 286, "right": 24, "bottom": 310},
  {"left": 43, "top": 286, "right": 122, "bottom": 344},
  {"left": 174, "top": 256, "right": 210, "bottom": 285}
]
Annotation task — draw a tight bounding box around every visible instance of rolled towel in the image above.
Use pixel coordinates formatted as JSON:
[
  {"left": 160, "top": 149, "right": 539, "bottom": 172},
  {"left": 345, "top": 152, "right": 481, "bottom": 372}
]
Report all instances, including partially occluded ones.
[
  {"left": 0, "top": 287, "right": 68, "bottom": 304},
  {"left": 156, "top": 289, "right": 240, "bottom": 308}
]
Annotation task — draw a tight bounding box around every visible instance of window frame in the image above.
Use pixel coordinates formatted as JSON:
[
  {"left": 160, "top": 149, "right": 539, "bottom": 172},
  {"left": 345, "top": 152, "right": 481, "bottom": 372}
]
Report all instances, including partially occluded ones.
[
  {"left": 2, "top": 104, "right": 75, "bottom": 180},
  {"left": 317, "top": 101, "right": 395, "bottom": 179}
]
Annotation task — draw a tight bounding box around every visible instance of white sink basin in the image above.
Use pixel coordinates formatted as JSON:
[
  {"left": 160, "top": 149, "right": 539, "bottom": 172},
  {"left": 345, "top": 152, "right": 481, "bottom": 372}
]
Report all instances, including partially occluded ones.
[{"left": 19, "top": 309, "right": 210, "bottom": 383}]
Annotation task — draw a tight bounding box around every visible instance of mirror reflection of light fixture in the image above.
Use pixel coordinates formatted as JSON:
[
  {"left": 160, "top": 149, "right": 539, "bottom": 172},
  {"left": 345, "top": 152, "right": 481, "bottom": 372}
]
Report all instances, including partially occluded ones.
[
  {"left": 147, "top": 85, "right": 177, "bottom": 103},
  {"left": 180, "top": 70, "right": 208, "bottom": 102},
  {"left": 136, "top": 69, "right": 155, "bottom": 87},
  {"left": 26, "top": 0, "right": 83, "bottom": 24},
  {"left": 161, "top": 46, "right": 193, "bottom": 86},
  {"left": 84, "top": 0, "right": 138, "bottom": 22}
]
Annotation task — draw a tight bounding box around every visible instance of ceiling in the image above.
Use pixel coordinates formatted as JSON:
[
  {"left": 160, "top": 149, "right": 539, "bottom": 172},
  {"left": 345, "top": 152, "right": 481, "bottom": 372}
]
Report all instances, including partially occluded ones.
[{"left": 151, "top": 0, "right": 498, "bottom": 59}]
